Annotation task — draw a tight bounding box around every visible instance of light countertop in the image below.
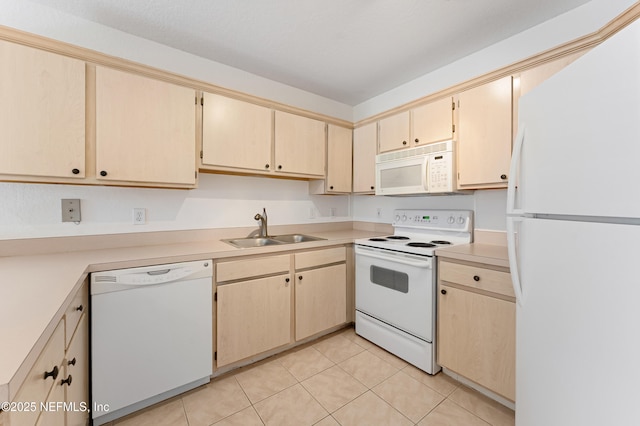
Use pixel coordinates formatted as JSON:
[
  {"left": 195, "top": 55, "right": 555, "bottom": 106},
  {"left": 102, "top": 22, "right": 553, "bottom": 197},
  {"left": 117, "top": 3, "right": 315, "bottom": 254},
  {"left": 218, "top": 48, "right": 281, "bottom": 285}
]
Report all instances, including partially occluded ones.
[
  {"left": 435, "top": 243, "right": 510, "bottom": 268},
  {"left": 1, "top": 227, "right": 383, "bottom": 404}
]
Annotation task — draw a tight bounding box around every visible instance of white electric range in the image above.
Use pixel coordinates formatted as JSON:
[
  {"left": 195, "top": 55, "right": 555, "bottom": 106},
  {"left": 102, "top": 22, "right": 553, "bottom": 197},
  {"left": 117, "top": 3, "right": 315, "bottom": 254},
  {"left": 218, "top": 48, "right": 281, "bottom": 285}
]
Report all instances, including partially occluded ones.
[{"left": 354, "top": 209, "right": 473, "bottom": 374}]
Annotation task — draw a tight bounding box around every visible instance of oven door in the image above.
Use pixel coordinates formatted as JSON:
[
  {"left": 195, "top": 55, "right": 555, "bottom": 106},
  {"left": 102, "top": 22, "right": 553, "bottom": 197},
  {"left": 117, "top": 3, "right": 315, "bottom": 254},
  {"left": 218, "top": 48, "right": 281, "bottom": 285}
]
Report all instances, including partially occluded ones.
[{"left": 355, "top": 245, "right": 435, "bottom": 341}]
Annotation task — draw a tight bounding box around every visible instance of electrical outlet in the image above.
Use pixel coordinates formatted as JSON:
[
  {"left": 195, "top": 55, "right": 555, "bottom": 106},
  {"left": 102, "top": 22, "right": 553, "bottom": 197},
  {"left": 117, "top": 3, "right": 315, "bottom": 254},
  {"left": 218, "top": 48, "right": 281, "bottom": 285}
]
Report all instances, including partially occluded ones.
[
  {"left": 330, "top": 207, "right": 337, "bottom": 217},
  {"left": 309, "top": 207, "right": 316, "bottom": 219},
  {"left": 61, "top": 199, "right": 81, "bottom": 222},
  {"left": 133, "top": 208, "right": 146, "bottom": 225},
  {"left": 376, "top": 208, "right": 382, "bottom": 218}
]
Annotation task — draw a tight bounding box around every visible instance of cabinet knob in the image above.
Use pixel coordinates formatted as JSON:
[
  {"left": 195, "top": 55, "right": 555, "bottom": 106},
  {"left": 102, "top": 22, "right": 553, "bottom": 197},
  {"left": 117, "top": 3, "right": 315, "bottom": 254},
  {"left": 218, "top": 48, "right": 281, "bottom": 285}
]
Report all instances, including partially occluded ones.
[
  {"left": 500, "top": 174, "right": 508, "bottom": 180},
  {"left": 72, "top": 168, "right": 80, "bottom": 175},
  {"left": 473, "top": 275, "right": 480, "bottom": 281},
  {"left": 441, "top": 289, "right": 447, "bottom": 295},
  {"left": 370, "top": 186, "right": 374, "bottom": 190},
  {"left": 68, "top": 357, "right": 76, "bottom": 366},
  {"left": 285, "top": 278, "right": 290, "bottom": 283},
  {"left": 76, "top": 305, "right": 83, "bottom": 312},
  {"left": 60, "top": 375, "right": 72, "bottom": 386},
  {"left": 100, "top": 170, "right": 108, "bottom": 177},
  {"left": 298, "top": 275, "right": 303, "bottom": 280},
  {"left": 402, "top": 140, "right": 407, "bottom": 145},
  {"left": 329, "top": 186, "right": 334, "bottom": 190},
  {"left": 265, "top": 164, "right": 270, "bottom": 169},
  {"left": 44, "top": 366, "right": 59, "bottom": 381},
  {"left": 278, "top": 165, "right": 282, "bottom": 170},
  {"left": 415, "top": 138, "right": 419, "bottom": 143}
]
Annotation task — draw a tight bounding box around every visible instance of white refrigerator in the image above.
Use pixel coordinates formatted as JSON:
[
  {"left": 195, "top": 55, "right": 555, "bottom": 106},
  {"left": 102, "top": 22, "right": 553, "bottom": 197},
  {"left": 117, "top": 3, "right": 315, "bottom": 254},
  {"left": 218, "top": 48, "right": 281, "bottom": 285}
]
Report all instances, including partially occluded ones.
[{"left": 507, "top": 18, "right": 640, "bottom": 426}]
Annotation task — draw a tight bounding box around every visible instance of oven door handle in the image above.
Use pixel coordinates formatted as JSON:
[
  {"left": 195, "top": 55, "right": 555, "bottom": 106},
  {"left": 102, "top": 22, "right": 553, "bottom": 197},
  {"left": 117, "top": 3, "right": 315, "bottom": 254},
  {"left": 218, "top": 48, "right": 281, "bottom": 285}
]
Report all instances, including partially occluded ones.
[{"left": 356, "top": 248, "right": 432, "bottom": 268}]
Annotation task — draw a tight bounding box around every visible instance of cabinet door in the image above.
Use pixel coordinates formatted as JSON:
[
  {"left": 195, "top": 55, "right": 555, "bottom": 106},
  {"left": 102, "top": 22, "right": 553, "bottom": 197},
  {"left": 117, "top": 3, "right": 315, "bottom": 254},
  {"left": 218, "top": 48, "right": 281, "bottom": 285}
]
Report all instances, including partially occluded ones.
[
  {"left": 412, "top": 97, "right": 453, "bottom": 146},
  {"left": 35, "top": 378, "right": 65, "bottom": 426},
  {"left": 274, "top": 111, "right": 325, "bottom": 176},
  {"left": 65, "top": 314, "right": 89, "bottom": 426},
  {"left": 457, "top": 76, "right": 512, "bottom": 188},
  {"left": 202, "top": 93, "right": 272, "bottom": 172},
  {"left": 0, "top": 40, "right": 85, "bottom": 179},
  {"left": 217, "top": 274, "right": 292, "bottom": 367},
  {"left": 326, "top": 125, "right": 353, "bottom": 193},
  {"left": 295, "top": 264, "right": 347, "bottom": 341},
  {"left": 95, "top": 67, "right": 197, "bottom": 186},
  {"left": 438, "top": 284, "right": 515, "bottom": 401},
  {"left": 353, "top": 123, "right": 377, "bottom": 193},
  {"left": 378, "top": 111, "right": 410, "bottom": 153}
]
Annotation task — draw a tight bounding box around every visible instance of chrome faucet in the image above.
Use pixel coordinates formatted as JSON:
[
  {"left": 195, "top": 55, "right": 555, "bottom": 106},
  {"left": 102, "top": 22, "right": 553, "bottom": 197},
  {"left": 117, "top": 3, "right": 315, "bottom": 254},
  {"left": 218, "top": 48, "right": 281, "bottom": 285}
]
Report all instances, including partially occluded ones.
[{"left": 254, "top": 207, "right": 269, "bottom": 238}]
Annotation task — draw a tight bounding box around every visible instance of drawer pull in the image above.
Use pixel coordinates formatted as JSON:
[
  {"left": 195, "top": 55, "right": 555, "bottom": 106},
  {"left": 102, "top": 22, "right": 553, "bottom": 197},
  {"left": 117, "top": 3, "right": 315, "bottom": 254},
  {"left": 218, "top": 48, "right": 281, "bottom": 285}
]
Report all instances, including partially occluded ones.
[
  {"left": 60, "top": 375, "right": 72, "bottom": 386},
  {"left": 68, "top": 357, "right": 77, "bottom": 366},
  {"left": 44, "top": 366, "right": 59, "bottom": 381},
  {"left": 441, "top": 289, "right": 447, "bottom": 295},
  {"left": 473, "top": 275, "right": 480, "bottom": 281}
]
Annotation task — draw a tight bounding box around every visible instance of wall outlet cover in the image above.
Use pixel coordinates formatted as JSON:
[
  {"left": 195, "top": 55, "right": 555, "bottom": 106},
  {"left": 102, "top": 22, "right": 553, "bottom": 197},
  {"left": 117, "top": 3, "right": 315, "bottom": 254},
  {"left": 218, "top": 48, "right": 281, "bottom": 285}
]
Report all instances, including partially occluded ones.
[
  {"left": 61, "top": 199, "right": 81, "bottom": 222},
  {"left": 133, "top": 208, "right": 146, "bottom": 225}
]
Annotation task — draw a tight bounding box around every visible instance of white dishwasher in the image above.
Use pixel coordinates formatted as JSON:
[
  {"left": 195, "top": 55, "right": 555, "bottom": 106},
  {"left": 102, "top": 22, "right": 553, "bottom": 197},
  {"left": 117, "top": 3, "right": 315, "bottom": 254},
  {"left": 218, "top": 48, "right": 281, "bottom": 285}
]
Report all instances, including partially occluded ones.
[{"left": 90, "top": 260, "right": 213, "bottom": 425}]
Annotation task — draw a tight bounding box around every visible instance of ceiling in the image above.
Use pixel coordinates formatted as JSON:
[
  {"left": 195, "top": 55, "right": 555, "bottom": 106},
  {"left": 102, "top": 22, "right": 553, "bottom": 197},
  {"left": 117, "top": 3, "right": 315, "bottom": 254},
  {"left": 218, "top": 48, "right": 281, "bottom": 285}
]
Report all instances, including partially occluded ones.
[{"left": 31, "top": 0, "right": 591, "bottom": 105}]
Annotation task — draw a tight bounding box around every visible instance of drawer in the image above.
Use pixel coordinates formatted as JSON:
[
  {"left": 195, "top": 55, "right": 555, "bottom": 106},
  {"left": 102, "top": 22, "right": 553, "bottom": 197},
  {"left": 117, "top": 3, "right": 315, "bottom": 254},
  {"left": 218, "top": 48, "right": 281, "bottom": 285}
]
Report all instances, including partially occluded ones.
[
  {"left": 439, "top": 260, "right": 514, "bottom": 298},
  {"left": 65, "top": 281, "right": 88, "bottom": 348},
  {"left": 216, "top": 254, "right": 290, "bottom": 282},
  {"left": 9, "top": 321, "right": 64, "bottom": 426},
  {"left": 295, "top": 246, "right": 346, "bottom": 270}
]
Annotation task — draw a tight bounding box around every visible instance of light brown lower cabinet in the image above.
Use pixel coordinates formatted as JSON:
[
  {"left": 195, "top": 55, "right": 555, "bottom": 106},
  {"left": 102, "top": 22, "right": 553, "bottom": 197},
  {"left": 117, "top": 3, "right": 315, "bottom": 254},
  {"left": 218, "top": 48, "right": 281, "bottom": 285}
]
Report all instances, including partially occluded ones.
[
  {"left": 216, "top": 274, "right": 292, "bottom": 367},
  {"left": 437, "top": 259, "right": 515, "bottom": 401},
  {"left": 6, "top": 283, "right": 89, "bottom": 426}
]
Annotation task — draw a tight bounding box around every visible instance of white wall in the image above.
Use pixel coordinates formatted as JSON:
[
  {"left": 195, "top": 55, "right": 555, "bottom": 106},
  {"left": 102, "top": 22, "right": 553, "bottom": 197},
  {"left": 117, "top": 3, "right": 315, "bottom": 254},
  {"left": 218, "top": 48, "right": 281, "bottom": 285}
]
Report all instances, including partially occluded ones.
[
  {"left": 0, "top": 174, "right": 350, "bottom": 239},
  {"left": 0, "top": 0, "right": 634, "bottom": 240}
]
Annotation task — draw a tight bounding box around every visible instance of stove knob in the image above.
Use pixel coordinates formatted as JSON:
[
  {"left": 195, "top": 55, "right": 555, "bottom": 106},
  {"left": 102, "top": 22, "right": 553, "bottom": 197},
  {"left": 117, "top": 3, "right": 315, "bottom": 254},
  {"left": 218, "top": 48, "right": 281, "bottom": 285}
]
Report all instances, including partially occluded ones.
[
  {"left": 447, "top": 216, "right": 455, "bottom": 224},
  {"left": 458, "top": 216, "right": 465, "bottom": 224},
  {"left": 395, "top": 215, "right": 400, "bottom": 222},
  {"left": 402, "top": 215, "right": 407, "bottom": 222}
]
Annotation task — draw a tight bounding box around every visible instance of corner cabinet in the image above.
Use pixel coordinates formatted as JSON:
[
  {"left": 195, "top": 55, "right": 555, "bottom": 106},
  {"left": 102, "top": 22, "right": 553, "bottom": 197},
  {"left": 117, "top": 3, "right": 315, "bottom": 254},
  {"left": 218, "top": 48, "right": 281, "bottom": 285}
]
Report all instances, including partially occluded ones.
[
  {"left": 437, "top": 259, "right": 515, "bottom": 401},
  {"left": 0, "top": 39, "right": 85, "bottom": 181},
  {"left": 201, "top": 93, "right": 273, "bottom": 173},
  {"left": 456, "top": 76, "right": 512, "bottom": 189},
  {"left": 352, "top": 122, "right": 377, "bottom": 193},
  {"left": 94, "top": 66, "right": 197, "bottom": 187},
  {"left": 309, "top": 124, "right": 352, "bottom": 194}
]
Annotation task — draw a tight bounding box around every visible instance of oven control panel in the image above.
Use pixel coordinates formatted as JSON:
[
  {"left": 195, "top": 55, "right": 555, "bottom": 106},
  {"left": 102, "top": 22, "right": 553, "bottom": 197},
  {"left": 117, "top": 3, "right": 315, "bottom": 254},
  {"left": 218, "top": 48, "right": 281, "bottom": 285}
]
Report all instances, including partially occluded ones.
[{"left": 393, "top": 209, "right": 473, "bottom": 231}]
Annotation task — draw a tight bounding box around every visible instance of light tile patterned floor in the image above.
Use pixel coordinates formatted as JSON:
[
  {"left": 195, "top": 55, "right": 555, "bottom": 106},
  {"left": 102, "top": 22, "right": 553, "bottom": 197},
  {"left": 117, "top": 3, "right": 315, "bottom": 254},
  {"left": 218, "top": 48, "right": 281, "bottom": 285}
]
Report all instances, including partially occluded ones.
[{"left": 109, "top": 327, "right": 515, "bottom": 426}]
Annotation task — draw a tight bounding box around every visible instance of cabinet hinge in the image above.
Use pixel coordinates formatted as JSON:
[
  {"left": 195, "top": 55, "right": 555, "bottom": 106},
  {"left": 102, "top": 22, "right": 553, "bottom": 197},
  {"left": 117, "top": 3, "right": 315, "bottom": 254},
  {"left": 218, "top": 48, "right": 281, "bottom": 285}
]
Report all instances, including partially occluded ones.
[
  {"left": 195, "top": 170, "right": 198, "bottom": 179},
  {"left": 200, "top": 150, "right": 203, "bottom": 159},
  {"left": 195, "top": 96, "right": 198, "bottom": 105},
  {"left": 214, "top": 351, "right": 217, "bottom": 360},
  {"left": 452, "top": 101, "right": 455, "bottom": 111},
  {"left": 214, "top": 292, "right": 217, "bottom": 302},
  {"left": 452, "top": 124, "right": 455, "bottom": 133},
  {"left": 201, "top": 96, "right": 204, "bottom": 106}
]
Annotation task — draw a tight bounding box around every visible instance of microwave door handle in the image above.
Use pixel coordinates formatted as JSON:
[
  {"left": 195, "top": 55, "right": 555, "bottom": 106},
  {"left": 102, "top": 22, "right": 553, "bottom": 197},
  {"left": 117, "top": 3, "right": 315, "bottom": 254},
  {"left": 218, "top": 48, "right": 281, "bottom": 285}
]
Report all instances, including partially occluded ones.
[{"left": 422, "top": 156, "right": 429, "bottom": 191}]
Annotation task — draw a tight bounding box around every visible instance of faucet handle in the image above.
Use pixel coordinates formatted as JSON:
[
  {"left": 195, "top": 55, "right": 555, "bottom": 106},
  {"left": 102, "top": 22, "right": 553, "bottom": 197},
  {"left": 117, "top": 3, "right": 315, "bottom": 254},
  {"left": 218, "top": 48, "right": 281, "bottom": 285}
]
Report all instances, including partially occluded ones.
[{"left": 254, "top": 213, "right": 262, "bottom": 221}]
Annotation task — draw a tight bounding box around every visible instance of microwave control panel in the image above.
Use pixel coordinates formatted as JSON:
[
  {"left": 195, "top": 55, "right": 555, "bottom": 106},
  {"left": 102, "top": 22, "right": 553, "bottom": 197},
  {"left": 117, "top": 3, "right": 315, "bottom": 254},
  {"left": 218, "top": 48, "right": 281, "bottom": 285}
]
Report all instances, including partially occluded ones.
[{"left": 428, "top": 151, "right": 453, "bottom": 193}]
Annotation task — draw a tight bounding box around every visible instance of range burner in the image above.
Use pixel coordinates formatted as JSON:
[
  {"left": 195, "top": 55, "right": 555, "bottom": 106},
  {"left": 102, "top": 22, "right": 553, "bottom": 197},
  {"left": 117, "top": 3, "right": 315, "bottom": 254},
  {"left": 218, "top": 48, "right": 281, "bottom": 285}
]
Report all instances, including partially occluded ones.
[
  {"left": 431, "top": 240, "right": 452, "bottom": 245},
  {"left": 386, "top": 236, "right": 410, "bottom": 240},
  {"left": 406, "top": 242, "right": 437, "bottom": 248},
  {"left": 369, "top": 238, "right": 388, "bottom": 242}
]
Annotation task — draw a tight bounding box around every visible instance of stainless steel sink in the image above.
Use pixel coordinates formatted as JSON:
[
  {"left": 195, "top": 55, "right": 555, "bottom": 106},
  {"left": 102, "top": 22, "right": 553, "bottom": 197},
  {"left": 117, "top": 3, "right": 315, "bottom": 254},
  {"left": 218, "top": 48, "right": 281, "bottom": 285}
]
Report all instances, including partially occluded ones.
[
  {"left": 222, "top": 234, "right": 325, "bottom": 248},
  {"left": 270, "top": 234, "right": 326, "bottom": 243},
  {"left": 222, "top": 237, "right": 285, "bottom": 248}
]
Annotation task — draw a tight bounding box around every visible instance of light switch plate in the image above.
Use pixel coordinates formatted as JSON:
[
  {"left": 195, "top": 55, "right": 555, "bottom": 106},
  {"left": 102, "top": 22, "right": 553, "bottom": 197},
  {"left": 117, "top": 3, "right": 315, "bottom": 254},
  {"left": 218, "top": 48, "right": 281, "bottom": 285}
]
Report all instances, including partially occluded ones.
[{"left": 62, "top": 199, "right": 81, "bottom": 222}]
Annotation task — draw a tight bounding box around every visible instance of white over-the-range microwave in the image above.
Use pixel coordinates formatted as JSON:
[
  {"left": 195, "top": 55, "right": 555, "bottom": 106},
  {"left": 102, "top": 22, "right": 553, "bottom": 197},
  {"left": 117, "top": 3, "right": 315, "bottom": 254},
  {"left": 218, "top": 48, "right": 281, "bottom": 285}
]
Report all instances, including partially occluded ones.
[{"left": 375, "top": 140, "right": 466, "bottom": 196}]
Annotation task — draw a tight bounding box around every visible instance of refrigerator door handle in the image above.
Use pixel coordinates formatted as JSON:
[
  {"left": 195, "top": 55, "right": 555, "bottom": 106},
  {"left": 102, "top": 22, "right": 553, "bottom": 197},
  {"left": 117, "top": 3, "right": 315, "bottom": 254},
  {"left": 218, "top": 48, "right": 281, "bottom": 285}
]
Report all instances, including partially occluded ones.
[
  {"left": 507, "top": 124, "right": 525, "bottom": 216},
  {"left": 506, "top": 216, "right": 525, "bottom": 306}
]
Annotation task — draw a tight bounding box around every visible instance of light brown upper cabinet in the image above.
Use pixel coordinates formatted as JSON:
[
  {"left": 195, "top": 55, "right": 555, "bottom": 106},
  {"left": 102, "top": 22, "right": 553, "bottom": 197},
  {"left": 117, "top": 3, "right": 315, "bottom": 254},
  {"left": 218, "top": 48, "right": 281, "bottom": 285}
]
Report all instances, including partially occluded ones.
[
  {"left": 456, "top": 76, "right": 512, "bottom": 189},
  {"left": 378, "top": 111, "right": 410, "bottom": 153},
  {"left": 274, "top": 111, "right": 326, "bottom": 177},
  {"left": 201, "top": 93, "right": 272, "bottom": 173},
  {"left": 0, "top": 40, "right": 85, "bottom": 181},
  {"left": 411, "top": 97, "right": 454, "bottom": 146},
  {"left": 352, "top": 122, "right": 377, "bottom": 193},
  {"left": 95, "top": 66, "right": 197, "bottom": 187},
  {"left": 310, "top": 124, "right": 352, "bottom": 194}
]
